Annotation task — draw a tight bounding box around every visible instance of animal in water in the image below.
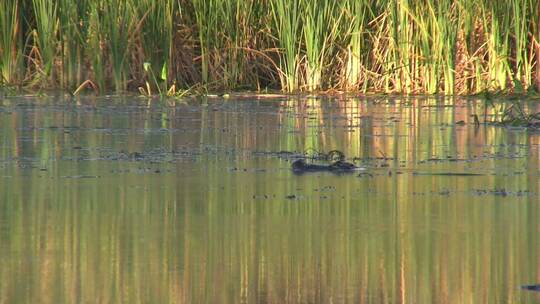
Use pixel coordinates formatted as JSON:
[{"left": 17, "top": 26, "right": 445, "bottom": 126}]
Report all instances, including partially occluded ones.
[
  {"left": 521, "top": 284, "right": 540, "bottom": 292},
  {"left": 291, "top": 158, "right": 358, "bottom": 173}
]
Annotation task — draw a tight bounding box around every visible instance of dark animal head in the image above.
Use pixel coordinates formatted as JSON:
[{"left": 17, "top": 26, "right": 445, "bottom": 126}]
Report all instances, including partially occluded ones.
[{"left": 292, "top": 159, "right": 307, "bottom": 171}]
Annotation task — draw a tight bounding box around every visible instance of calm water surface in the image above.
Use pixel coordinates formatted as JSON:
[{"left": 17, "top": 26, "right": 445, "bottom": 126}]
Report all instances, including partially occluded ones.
[{"left": 0, "top": 95, "right": 539, "bottom": 303}]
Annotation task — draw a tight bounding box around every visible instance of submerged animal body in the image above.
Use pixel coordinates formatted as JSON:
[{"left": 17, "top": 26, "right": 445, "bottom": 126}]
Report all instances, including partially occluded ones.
[
  {"left": 292, "top": 159, "right": 358, "bottom": 173},
  {"left": 522, "top": 284, "right": 540, "bottom": 292}
]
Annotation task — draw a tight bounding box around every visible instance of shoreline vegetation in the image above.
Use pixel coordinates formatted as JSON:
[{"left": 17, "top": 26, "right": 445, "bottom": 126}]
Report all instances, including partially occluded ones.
[{"left": 1, "top": 0, "right": 540, "bottom": 96}]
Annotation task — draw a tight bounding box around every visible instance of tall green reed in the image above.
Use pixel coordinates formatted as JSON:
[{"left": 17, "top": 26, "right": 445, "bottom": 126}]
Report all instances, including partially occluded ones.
[
  {"left": 0, "top": 0, "right": 21, "bottom": 84},
  {"left": 58, "top": 0, "right": 90, "bottom": 90},
  {"left": 341, "top": 0, "right": 371, "bottom": 91},
  {"left": 301, "top": 0, "right": 340, "bottom": 91},
  {"left": 481, "top": 0, "right": 511, "bottom": 91},
  {"left": 191, "top": 0, "right": 217, "bottom": 85},
  {"left": 31, "top": 0, "right": 58, "bottom": 84},
  {"left": 535, "top": 1, "right": 540, "bottom": 91},
  {"left": 137, "top": 0, "right": 178, "bottom": 92},
  {"left": 388, "top": 0, "right": 413, "bottom": 93},
  {"left": 439, "top": 1, "right": 458, "bottom": 94},
  {"left": 409, "top": 0, "right": 457, "bottom": 94},
  {"left": 103, "top": 0, "right": 133, "bottom": 92},
  {"left": 87, "top": 2, "right": 105, "bottom": 91},
  {"left": 220, "top": 0, "right": 243, "bottom": 87},
  {"left": 511, "top": 0, "right": 534, "bottom": 89},
  {"left": 270, "top": 0, "right": 301, "bottom": 92}
]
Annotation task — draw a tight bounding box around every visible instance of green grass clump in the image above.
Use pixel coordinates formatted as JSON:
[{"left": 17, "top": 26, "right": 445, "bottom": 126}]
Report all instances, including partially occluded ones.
[{"left": 1, "top": 0, "right": 539, "bottom": 95}]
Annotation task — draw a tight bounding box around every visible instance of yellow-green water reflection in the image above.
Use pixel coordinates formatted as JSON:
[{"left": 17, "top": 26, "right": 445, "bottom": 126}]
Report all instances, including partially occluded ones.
[{"left": 0, "top": 96, "right": 539, "bottom": 303}]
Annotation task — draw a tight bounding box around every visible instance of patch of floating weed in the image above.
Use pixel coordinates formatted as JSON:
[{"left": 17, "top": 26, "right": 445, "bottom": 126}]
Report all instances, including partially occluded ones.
[
  {"left": 475, "top": 91, "right": 540, "bottom": 128},
  {"left": 498, "top": 103, "right": 540, "bottom": 128},
  {"left": 0, "top": 83, "right": 18, "bottom": 97}
]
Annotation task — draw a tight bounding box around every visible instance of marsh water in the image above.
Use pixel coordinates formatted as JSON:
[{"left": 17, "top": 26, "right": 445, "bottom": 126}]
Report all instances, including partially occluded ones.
[{"left": 0, "top": 95, "right": 539, "bottom": 303}]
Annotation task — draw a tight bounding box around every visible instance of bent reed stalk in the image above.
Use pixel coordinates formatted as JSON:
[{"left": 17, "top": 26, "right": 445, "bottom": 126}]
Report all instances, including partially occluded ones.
[{"left": 0, "top": 0, "right": 539, "bottom": 95}]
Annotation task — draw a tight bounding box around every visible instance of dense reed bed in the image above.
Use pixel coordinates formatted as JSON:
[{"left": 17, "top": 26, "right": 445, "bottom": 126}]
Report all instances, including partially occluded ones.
[{"left": 0, "top": 0, "right": 539, "bottom": 94}]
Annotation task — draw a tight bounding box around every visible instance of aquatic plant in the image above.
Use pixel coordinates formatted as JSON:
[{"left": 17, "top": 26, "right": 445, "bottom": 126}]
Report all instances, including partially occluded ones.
[{"left": 499, "top": 102, "right": 540, "bottom": 127}]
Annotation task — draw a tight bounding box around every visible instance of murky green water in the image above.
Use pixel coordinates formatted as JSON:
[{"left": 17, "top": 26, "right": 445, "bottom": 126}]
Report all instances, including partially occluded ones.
[{"left": 0, "top": 95, "right": 539, "bottom": 303}]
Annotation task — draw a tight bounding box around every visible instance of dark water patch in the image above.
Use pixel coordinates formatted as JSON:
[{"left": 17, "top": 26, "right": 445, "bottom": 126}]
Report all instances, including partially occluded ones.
[
  {"left": 472, "top": 189, "right": 533, "bottom": 197},
  {"left": 413, "top": 172, "right": 486, "bottom": 176},
  {"left": 61, "top": 175, "right": 100, "bottom": 179}
]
